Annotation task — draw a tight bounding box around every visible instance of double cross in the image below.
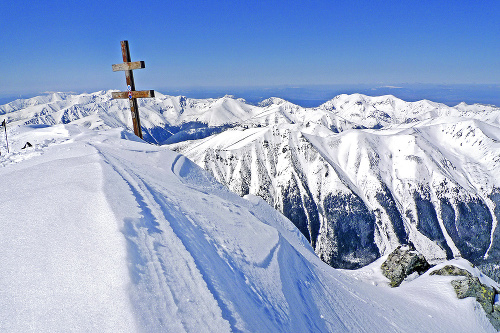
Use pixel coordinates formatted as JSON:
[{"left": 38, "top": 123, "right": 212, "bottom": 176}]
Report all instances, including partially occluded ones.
[{"left": 112, "top": 40, "right": 154, "bottom": 139}]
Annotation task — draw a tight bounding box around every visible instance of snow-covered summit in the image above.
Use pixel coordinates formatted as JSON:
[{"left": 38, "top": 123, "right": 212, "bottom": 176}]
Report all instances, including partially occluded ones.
[
  {"left": 319, "top": 93, "right": 474, "bottom": 128},
  {"left": 258, "top": 97, "right": 289, "bottom": 106}
]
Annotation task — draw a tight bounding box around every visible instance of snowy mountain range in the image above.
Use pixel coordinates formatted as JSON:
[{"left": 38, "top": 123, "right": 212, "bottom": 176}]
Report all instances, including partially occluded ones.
[
  {"left": 2, "top": 124, "right": 498, "bottom": 332},
  {"left": 2, "top": 91, "right": 499, "bottom": 279}
]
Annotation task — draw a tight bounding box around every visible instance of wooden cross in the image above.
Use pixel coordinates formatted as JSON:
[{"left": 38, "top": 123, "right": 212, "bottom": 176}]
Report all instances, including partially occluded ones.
[{"left": 112, "top": 40, "right": 154, "bottom": 139}]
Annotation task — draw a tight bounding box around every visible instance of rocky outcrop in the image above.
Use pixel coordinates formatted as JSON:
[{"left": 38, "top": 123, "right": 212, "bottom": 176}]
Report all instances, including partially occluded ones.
[
  {"left": 429, "top": 265, "right": 472, "bottom": 278},
  {"left": 490, "top": 306, "right": 500, "bottom": 332},
  {"left": 452, "top": 277, "right": 495, "bottom": 313},
  {"left": 381, "top": 246, "right": 431, "bottom": 287},
  {"left": 431, "top": 265, "right": 500, "bottom": 331},
  {"left": 380, "top": 258, "right": 500, "bottom": 330}
]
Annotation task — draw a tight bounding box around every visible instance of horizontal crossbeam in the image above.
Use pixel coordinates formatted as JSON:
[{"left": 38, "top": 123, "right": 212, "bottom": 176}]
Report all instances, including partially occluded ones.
[
  {"left": 112, "top": 61, "right": 145, "bottom": 71},
  {"left": 112, "top": 90, "right": 155, "bottom": 99}
]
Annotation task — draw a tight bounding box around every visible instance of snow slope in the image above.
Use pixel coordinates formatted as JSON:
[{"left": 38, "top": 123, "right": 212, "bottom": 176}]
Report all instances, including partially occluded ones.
[{"left": 0, "top": 125, "right": 497, "bottom": 332}]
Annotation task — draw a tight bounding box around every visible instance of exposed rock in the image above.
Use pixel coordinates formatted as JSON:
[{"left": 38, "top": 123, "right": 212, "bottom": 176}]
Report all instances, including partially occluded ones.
[
  {"left": 444, "top": 273, "right": 500, "bottom": 331},
  {"left": 451, "top": 277, "right": 495, "bottom": 313},
  {"left": 430, "top": 265, "right": 472, "bottom": 278},
  {"left": 381, "top": 246, "right": 431, "bottom": 287},
  {"left": 488, "top": 305, "right": 500, "bottom": 331}
]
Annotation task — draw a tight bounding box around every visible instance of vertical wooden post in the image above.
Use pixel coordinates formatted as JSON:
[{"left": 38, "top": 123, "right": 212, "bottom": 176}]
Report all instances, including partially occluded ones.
[
  {"left": 120, "top": 41, "right": 143, "bottom": 139},
  {"left": 112, "top": 41, "right": 154, "bottom": 139},
  {"left": 1, "top": 119, "right": 8, "bottom": 154}
]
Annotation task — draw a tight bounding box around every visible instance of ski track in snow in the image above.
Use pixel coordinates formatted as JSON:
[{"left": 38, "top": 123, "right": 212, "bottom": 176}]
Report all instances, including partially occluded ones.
[
  {"left": 85, "top": 139, "right": 449, "bottom": 333},
  {"left": 92, "top": 142, "right": 317, "bottom": 332},
  {"left": 93, "top": 145, "right": 232, "bottom": 332}
]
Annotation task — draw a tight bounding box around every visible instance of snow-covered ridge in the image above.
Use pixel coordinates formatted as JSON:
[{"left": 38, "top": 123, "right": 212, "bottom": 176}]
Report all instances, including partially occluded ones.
[
  {"left": 0, "top": 124, "right": 497, "bottom": 332},
  {"left": 319, "top": 93, "right": 500, "bottom": 128},
  {"left": 2, "top": 91, "right": 498, "bottom": 134}
]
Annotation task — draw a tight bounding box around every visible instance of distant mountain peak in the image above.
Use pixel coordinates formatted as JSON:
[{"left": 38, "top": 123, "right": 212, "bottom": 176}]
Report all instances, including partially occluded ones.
[{"left": 258, "top": 97, "right": 288, "bottom": 106}]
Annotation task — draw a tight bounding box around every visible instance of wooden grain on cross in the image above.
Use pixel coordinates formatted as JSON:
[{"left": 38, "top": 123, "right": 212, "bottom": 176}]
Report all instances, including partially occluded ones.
[
  {"left": 112, "top": 40, "right": 155, "bottom": 139},
  {"left": 111, "top": 90, "right": 155, "bottom": 99}
]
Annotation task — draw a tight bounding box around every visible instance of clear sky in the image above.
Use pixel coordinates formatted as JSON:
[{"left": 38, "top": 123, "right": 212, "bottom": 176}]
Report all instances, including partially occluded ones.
[{"left": 1, "top": 0, "right": 499, "bottom": 97}]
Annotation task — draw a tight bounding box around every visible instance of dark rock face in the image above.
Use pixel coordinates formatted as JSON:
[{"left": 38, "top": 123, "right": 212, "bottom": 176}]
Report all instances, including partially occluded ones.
[
  {"left": 282, "top": 176, "right": 312, "bottom": 243},
  {"left": 374, "top": 184, "right": 407, "bottom": 244},
  {"left": 381, "top": 246, "right": 431, "bottom": 287},
  {"left": 303, "top": 191, "right": 321, "bottom": 249},
  {"left": 487, "top": 189, "right": 500, "bottom": 262},
  {"left": 440, "top": 197, "right": 493, "bottom": 263},
  {"left": 321, "top": 193, "right": 379, "bottom": 269},
  {"left": 413, "top": 191, "right": 453, "bottom": 259},
  {"left": 477, "top": 263, "right": 500, "bottom": 285}
]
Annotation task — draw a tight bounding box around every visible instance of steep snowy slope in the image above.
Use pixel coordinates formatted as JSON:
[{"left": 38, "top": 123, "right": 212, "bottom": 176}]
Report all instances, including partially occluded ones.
[
  {"left": 170, "top": 117, "right": 500, "bottom": 272},
  {"left": 167, "top": 97, "right": 500, "bottom": 275},
  {"left": 0, "top": 125, "right": 497, "bottom": 332}
]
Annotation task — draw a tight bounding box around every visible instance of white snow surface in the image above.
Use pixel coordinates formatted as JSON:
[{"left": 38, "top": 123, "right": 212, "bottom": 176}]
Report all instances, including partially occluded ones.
[{"left": 0, "top": 124, "right": 497, "bottom": 332}]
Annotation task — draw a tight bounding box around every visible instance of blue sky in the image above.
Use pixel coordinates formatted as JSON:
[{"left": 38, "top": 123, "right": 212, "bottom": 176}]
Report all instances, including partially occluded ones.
[{"left": 1, "top": 0, "right": 499, "bottom": 97}]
